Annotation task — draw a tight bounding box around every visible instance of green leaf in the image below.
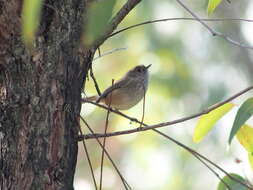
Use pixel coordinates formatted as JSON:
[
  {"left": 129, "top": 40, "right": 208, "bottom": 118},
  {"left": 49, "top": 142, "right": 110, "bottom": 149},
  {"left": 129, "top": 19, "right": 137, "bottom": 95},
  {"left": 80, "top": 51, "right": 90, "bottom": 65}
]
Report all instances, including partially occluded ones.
[
  {"left": 207, "top": 0, "right": 223, "bottom": 15},
  {"left": 236, "top": 124, "right": 253, "bottom": 153},
  {"left": 83, "top": 0, "right": 116, "bottom": 45},
  {"left": 22, "top": 0, "right": 44, "bottom": 47},
  {"left": 229, "top": 98, "right": 253, "bottom": 144},
  {"left": 248, "top": 153, "right": 253, "bottom": 171},
  {"left": 217, "top": 173, "right": 247, "bottom": 190},
  {"left": 193, "top": 103, "right": 234, "bottom": 143}
]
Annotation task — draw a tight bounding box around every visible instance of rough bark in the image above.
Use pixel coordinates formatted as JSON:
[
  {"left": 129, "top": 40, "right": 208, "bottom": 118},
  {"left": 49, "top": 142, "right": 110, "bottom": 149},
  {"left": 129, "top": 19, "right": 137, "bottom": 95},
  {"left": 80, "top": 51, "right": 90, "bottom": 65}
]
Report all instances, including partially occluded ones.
[{"left": 0, "top": 0, "right": 93, "bottom": 189}]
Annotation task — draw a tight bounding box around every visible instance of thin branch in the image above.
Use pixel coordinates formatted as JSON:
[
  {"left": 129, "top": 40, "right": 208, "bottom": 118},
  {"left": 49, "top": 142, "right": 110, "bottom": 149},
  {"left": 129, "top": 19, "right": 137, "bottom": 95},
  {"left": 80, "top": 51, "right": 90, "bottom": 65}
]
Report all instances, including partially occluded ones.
[
  {"left": 139, "top": 86, "right": 146, "bottom": 128},
  {"left": 93, "top": 47, "right": 127, "bottom": 61},
  {"left": 87, "top": 47, "right": 127, "bottom": 96},
  {"left": 175, "top": 0, "right": 253, "bottom": 49},
  {"left": 109, "top": 17, "right": 253, "bottom": 38},
  {"left": 153, "top": 129, "right": 252, "bottom": 189},
  {"left": 98, "top": 47, "right": 101, "bottom": 57},
  {"left": 77, "top": 118, "right": 98, "bottom": 190},
  {"left": 176, "top": 0, "right": 216, "bottom": 35},
  {"left": 81, "top": 85, "right": 253, "bottom": 139},
  {"left": 79, "top": 116, "right": 132, "bottom": 190},
  {"left": 80, "top": 84, "right": 253, "bottom": 188},
  {"left": 81, "top": 98, "right": 253, "bottom": 189},
  {"left": 89, "top": 65, "right": 101, "bottom": 96},
  {"left": 99, "top": 80, "right": 114, "bottom": 190},
  {"left": 63, "top": 104, "right": 98, "bottom": 190},
  {"left": 93, "top": 0, "right": 142, "bottom": 48},
  {"left": 191, "top": 154, "right": 232, "bottom": 190}
]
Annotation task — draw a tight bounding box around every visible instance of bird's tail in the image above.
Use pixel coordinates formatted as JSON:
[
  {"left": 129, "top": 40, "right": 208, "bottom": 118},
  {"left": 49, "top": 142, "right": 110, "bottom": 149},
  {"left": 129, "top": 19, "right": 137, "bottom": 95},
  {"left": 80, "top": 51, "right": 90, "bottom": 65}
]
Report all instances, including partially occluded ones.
[
  {"left": 86, "top": 95, "right": 99, "bottom": 101},
  {"left": 82, "top": 95, "right": 98, "bottom": 102}
]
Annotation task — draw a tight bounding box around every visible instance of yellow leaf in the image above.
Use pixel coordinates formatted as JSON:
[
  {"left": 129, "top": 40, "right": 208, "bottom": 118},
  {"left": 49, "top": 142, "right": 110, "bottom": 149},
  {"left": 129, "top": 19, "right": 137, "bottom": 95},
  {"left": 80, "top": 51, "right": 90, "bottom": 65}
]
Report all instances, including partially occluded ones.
[
  {"left": 193, "top": 103, "right": 234, "bottom": 143},
  {"left": 207, "top": 0, "right": 223, "bottom": 15},
  {"left": 236, "top": 124, "right": 253, "bottom": 153},
  {"left": 248, "top": 153, "right": 253, "bottom": 171}
]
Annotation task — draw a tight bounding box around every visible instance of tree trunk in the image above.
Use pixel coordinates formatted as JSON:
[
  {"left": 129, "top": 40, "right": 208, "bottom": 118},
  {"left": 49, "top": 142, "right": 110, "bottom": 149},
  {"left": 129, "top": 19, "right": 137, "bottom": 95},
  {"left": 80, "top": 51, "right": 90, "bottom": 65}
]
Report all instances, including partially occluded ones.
[{"left": 0, "top": 0, "right": 92, "bottom": 189}]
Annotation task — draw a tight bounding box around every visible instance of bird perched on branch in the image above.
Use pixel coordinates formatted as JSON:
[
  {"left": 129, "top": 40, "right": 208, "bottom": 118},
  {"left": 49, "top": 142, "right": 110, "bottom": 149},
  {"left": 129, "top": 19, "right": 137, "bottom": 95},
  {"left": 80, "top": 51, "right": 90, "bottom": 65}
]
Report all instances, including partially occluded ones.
[{"left": 86, "top": 64, "right": 151, "bottom": 110}]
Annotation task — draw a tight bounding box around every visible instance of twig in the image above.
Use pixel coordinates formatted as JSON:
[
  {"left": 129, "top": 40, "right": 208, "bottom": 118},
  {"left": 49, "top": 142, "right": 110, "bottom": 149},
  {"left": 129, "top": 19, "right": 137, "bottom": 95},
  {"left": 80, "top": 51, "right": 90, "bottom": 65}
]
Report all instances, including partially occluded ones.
[
  {"left": 175, "top": 0, "right": 253, "bottom": 49},
  {"left": 99, "top": 80, "right": 114, "bottom": 190},
  {"left": 81, "top": 85, "right": 253, "bottom": 139},
  {"left": 88, "top": 47, "right": 127, "bottom": 96},
  {"left": 93, "top": 47, "right": 127, "bottom": 61},
  {"left": 93, "top": 0, "right": 142, "bottom": 48},
  {"left": 80, "top": 84, "right": 253, "bottom": 188},
  {"left": 139, "top": 86, "right": 146, "bottom": 128},
  {"left": 62, "top": 104, "right": 98, "bottom": 190},
  {"left": 109, "top": 17, "right": 253, "bottom": 38},
  {"left": 98, "top": 47, "right": 101, "bottom": 57},
  {"left": 79, "top": 116, "right": 132, "bottom": 190},
  {"left": 77, "top": 117, "right": 98, "bottom": 190},
  {"left": 89, "top": 65, "right": 102, "bottom": 96},
  {"left": 192, "top": 154, "right": 232, "bottom": 190},
  {"left": 153, "top": 129, "right": 251, "bottom": 189},
  {"left": 80, "top": 100, "right": 252, "bottom": 189}
]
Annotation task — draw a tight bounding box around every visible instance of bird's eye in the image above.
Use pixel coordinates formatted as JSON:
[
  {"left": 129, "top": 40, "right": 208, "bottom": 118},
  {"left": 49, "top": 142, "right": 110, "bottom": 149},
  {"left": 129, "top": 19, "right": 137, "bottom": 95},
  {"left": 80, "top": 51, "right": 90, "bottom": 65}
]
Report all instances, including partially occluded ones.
[{"left": 136, "top": 68, "right": 141, "bottom": 72}]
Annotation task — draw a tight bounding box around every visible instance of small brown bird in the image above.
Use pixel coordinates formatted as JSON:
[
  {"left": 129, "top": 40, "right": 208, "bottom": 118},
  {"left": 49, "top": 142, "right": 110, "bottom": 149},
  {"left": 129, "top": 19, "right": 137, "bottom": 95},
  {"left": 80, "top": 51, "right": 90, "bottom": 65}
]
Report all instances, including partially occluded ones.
[{"left": 87, "top": 64, "right": 151, "bottom": 110}]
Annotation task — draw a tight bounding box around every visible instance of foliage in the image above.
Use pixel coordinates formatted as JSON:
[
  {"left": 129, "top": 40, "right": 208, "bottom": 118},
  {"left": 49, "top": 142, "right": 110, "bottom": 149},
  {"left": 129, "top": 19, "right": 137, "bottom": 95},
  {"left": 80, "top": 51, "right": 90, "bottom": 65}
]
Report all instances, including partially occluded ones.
[
  {"left": 217, "top": 173, "right": 248, "bottom": 190},
  {"left": 207, "top": 0, "right": 223, "bottom": 15},
  {"left": 83, "top": 0, "right": 117, "bottom": 45},
  {"left": 21, "top": 0, "right": 44, "bottom": 47},
  {"left": 193, "top": 103, "right": 234, "bottom": 143},
  {"left": 237, "top": 124, "right": 253, "bottom": 170},
  {"left": 229, "top": 98, "right": 253, "bottom": 143}
]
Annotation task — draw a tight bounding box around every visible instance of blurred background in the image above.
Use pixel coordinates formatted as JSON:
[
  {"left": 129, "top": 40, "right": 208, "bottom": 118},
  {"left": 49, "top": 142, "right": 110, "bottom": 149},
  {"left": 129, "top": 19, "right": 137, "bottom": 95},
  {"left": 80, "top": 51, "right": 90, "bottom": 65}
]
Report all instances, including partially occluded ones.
[{"left": 76, "top": 0, "right": 253, "bottom": 189}]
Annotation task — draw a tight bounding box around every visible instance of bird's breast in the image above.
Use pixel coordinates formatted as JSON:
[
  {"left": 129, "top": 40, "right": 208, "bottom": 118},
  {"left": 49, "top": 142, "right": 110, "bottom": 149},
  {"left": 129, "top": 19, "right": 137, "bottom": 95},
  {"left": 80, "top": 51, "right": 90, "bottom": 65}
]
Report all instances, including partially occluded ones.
[{"left": 104, "top": 80, "right": 147, "bottom": 110}]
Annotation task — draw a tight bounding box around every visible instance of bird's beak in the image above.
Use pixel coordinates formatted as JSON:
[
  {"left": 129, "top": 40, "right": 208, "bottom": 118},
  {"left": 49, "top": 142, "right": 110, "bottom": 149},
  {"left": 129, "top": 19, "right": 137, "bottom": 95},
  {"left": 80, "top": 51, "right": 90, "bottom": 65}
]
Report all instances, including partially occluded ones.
[{"left": 145, "top": 64, "right": 152, "bottom": 69}]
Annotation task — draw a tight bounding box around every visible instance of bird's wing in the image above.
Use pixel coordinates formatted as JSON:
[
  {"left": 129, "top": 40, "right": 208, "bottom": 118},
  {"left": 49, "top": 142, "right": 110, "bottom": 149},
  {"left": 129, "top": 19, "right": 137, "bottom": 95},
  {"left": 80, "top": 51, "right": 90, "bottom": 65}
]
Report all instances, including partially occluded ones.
[{"left": 96, "top": 80, "right": 125, "bottom": 103}]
